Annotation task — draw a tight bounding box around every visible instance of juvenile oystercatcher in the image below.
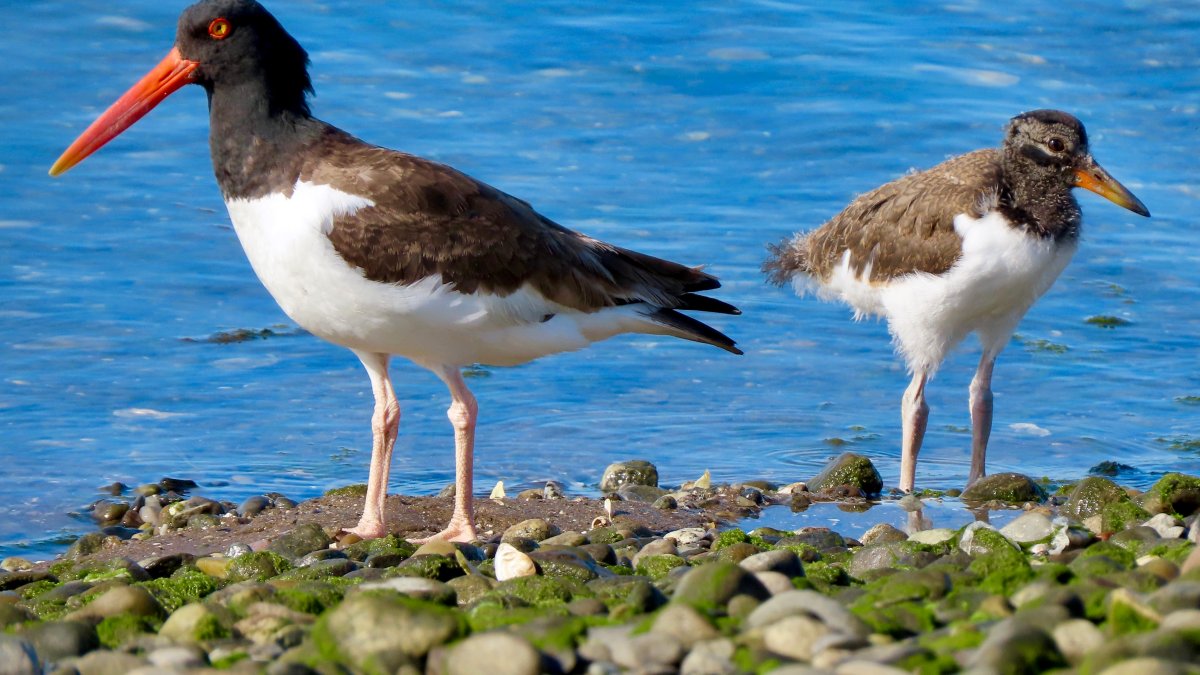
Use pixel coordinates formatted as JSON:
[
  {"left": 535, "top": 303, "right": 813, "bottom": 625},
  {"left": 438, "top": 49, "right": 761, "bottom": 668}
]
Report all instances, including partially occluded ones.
[
  {"left": 51, "top": 0, "right": 741, "bottom": 542},
  {"left": 764, "top": 110, "right": 1148, "bottom": 493}
]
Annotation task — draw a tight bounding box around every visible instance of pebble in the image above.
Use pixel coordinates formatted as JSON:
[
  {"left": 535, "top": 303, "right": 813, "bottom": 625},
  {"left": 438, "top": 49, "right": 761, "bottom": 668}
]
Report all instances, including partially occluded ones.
[
  {"left": 443, "top": 632, "right": 542, "bottom": 675},
  {"left": 762, "top": 614, "right": 829, "bottom": 661},
  {"left": 1143, "top": 513, "right": 1186, "bottom": 539},
  {"left": 494, "top": 542, "right": 537, "bottom": 581}
]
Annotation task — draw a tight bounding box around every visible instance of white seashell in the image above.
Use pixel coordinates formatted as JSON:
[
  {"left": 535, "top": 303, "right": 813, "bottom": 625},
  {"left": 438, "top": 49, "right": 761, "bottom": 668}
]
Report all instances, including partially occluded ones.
[
  {"left": 494, "top": 542, "right": 536, "bottom": 581},
  {"left": 490, "top": 481, "right": 506, "bottom": 500}
]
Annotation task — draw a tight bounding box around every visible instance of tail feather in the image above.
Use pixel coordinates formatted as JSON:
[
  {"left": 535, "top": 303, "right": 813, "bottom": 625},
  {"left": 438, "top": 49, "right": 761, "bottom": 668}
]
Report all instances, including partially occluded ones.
[
  {"left": 763, "top": 235, "right": 808, "bottom": 286},
  {"left": 647, "top": 308, "right": 742, "bottom": 355}
]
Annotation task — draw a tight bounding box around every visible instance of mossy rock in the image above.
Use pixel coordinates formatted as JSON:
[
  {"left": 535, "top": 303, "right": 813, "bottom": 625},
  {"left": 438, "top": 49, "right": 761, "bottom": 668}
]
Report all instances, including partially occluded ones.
[
  {"left": 967, "top": 545, "right": 1033, "bottom": 596},
  {"left": 466, "top": 602, "right": 570, "bottom": 632},
  {"left": 1140, "top": 472, "right": 1200, "bottom": 517},
  {"left": 386, "top": 555, "right": 464, "bottom": 582},
  {"left": 635, "top": 555, "right": 687, "bottom": 581},
  {"left": 273, "top": 559, "right": 357, "bottom": 582},
  {"left": 808, "top": 452, "right": 883, "bottom": 496},
  {"left": 312, "top": 592, "right": 466, "bottom": 673},
  {"left": 588, "top": 576, "right": 666, "bottom": 617},
  {"left": 342, "top": 534, "right": 416, "bottom": 563},
  {"left": 528, "top": 550, "right": 603, "bottom": 582},
  {"left": 137, "top": 566, "right": 219, "bottom": 613},
  {"left": 850, "top": 595, "right": 936, "bottom": 637},
  {"left": 157, "top": 602, "right": 228, "bottom": 643},
  {"left": 1062, "top": 476, "right": 1127, "bottom": 521},
  {"left": 672, "top": 561, "right": 770, "bottom": 613},
  {"left": 64, "top": 558, "right": 149, "bottom": 584},
  {"left": 803, "top": 561, "right": 852, "bottom": 588},
  {"left": 95, "top": 613, "right": 160, "bottom": 648},
  {"left": 324, "top": 483, "right": 368, "bottom": 498},
  {"left": 1140, "top": 539, "right": 1195, "bottom": 565},
  {"left": 599, "top": 460, "right": 659, "bottom": 492},
  {"left": 271, "top": 580, "right": 348, "bottom": 615},
  {"left": 267, "top": 522, "right": 334, "bottom": 560},
  {"left": 961, "top": 472, "right": 1046, "bottom": 504},
  {"left": 1100, "top": 498, "right": 1151, "bottom": 533},
  {"left": 1079, "top": 541, "right": 1137, "bottom": 569},
  {"left": 484, "top": 575, "right": 590, "bottom": 608},
  {"left": 227, "top": 551, "right": 292, "bottom": 582}
]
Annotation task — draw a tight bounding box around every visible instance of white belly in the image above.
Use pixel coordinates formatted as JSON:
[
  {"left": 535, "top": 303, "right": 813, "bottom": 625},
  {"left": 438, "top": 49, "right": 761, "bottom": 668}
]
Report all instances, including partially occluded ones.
[
  {"left": 809, "top": 211, "right": 1077, "bottom": 373},
  {"left": 225, "top": 181, "right": 655, "bottom": 367}
]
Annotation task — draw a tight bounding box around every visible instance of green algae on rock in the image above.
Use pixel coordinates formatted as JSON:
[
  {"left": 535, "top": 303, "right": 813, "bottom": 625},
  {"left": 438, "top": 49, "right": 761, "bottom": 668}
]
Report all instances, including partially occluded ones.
[{"left": 807, "top": 452, "right": 884, "bottom": 496}]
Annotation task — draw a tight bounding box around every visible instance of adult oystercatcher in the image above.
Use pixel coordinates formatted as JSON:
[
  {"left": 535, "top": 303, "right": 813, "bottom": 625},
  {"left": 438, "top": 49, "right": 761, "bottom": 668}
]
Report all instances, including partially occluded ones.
[
  {"left": 764, "top": 110, "right": 1148, "bottom": 493},
  {"left": 51, "top": 0, "right": 741, "bottom": 542}
]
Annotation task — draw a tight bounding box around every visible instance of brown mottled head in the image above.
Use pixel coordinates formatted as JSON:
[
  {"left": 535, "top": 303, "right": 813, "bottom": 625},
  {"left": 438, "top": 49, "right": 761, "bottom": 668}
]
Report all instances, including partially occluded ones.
[{"left": 1003, "top": 109, "right": 1149, "bottom": 222}]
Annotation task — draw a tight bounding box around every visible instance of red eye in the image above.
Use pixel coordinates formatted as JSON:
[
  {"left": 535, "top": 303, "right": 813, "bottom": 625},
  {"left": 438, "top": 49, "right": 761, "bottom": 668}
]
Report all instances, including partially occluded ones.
[{"left": 208, "top": 18, "right": 231, "bottom": 40}]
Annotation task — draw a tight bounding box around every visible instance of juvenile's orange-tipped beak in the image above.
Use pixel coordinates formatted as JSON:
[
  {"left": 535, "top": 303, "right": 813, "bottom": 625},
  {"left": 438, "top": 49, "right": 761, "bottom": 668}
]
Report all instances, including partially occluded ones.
[
  {"left": 1074, "top": 157, "right": 1150, "bottom": 217},
  {"left": 50, "top": 47, "right": 199, "bottom": 176}
]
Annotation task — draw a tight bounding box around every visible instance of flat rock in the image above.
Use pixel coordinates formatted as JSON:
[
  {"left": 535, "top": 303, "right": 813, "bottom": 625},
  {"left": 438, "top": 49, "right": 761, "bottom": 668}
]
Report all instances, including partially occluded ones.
[
  {"left": 739, "top": 549, "right": 803, "bottom": 578},
  {"left": 908, "top": 528, "right": 955, "bottom": 545},
  {"left": 745, "top": 589, "right": 870, "bottom": 638},
  {"left": 64, "top": 585, "right": 163, "bottom": 623},
  {"left": 358, "top": 577, "right": 456, "bottom": 605}
]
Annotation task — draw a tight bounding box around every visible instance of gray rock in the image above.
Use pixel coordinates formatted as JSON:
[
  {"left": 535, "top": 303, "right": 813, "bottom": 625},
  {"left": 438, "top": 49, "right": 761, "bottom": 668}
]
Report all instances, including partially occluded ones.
[
  {"left": 961, "top": 472, "right": 1046, "bottom": 504},
  {"left": 762, "top": 614, "right": 829, "bottom": 661},
  {"left": 1161, "top": 608, "right": 1200, "bottom": 631},
  {"left": 145, "top": 645, "right": 207, "bottom": 669},
  {"left": 617, "top": 484, "right": 668, "bottom": 503},
  {"left": 64, "top": 586, "right": 163, "bottom": 623},
  {"left": 1052, "top": 618, "right": 1105, "bottom": 665},
  {"left": 663, "top": 528, "right": 709, "bottom": 549},
  {"left": 267, "top": 522, "right": 332, "bottom": 560},
  {"left": 745, "top": 589, "right": 871, "bottom": 638},
  {"left": 540, "top": 531, "right": 587, "bottom": 547},
  {"left": 443, "top": 632, "right": 541, "bottom": 675},
  {"left": 0, "top": 605, "right": 32, "bottom": 630},
  {"left": 672, "top": 561, "right": 770, "bottom": 610},
  {"left": 908, "top": 528, "right": 955, "bottom": 545},
  {"left": 599, "top": 460, "right": 659, "bottom": 492},
  {"left": 226, "top": 542, "right": 253, "bottom": 557},
  {"left": 1097, "top": 658, "right": 1193, "bottom": 675},
  {"left": 754, "top": 571, "right": 796, "bottom": 596},
  {"left": 239, "top": 495, "right": 272, "bottom": 517},
  {"left": 610, "top": 632, "right": 684, "bottom": 671},
  {"left": 0, "top": 635, "right": 39, "bottom": 675},
  {"left": 958, "top": 521, "right": 1019, "bottom": 556},
  {"left": 1144, "top": 513, "right": 1186, "bottom": 539},
  {"left": 649, "top": 603, "right": 719, "bottom": 649},
  {"left": 739, "top": 549, "right": 803, "bottom": 578},
  {"left": 21, "top": 620, "right": 98, "bottom": 661},
  {"left": 781, "top": 528, "right": 846, "bottom": 551},
  {"left": 850, "top": 542, "right": 936, "bottom": 577},
  {"left": 832, "top": 663, "right": 909, "bottom": 675},
  {"left": 630, "top": 538, "right": 678, "bottom": 570},
  {"left": 502, "top": 518, "right": 559, "bottom": 543},
  {"left": 999, "top": 511, "right": 1056, "bottom": 543},
  {"left": 61, "top": 650, "right": 149, "bottom": 675},
  {"left": 315, "top": 591, "right": 461, "bottom": 670},
  {"left": 679, "top": 638, "right": 737, "bottom": 675},
  {"left": 808, "top": 452, "right": 883, "bottom": 496},
  {"left": 357, "top": 577, "right": 457, "bottom": 605},
  {"left": 860, "top": 523, "right": 908, "bottom": 545}
]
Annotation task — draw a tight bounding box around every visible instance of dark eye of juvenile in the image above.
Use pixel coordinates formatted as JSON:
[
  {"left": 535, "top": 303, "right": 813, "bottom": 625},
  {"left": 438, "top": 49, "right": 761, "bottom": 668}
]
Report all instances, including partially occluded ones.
[{"left": 1047, "top": 138, "right": 1065, "bottom": 153}]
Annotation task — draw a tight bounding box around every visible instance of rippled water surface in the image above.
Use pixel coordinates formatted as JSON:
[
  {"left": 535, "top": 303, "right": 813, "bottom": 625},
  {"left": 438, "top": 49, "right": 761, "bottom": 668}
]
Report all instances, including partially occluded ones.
[{"left": 2, "top": 1, "right": 1198, "bottom": 558}]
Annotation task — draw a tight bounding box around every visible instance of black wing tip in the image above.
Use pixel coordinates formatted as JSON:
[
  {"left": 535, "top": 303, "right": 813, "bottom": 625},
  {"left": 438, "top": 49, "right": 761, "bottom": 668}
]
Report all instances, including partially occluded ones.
[
  {"left": 678, "top": 292, "right": 741, "bottom": 316},
  {"left": 650, "top": 308, "right": 742, "bottom": 355}
]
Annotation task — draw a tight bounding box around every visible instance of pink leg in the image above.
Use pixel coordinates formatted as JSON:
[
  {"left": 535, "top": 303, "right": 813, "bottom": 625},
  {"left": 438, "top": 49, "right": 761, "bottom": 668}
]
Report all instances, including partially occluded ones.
[
  {"left": 899, "top": 370, "right": 929, "bottom": 493},
  {"left": 967, "top": 354, "right": 996, "bottom": 487},
  {"left": 346, "top": 351, "right": 400, "bottom": 539},
  {"left": 412, "top": 365, "right": 478, "bottom": 544}
]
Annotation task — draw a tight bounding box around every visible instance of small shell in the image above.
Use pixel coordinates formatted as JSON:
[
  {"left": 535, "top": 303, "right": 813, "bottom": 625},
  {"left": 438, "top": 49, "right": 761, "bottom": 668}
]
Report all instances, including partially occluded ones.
[
  {"left": 490, "top": 481, "right": 506, "bottom": 500},
  {"left": 494, "top": 542, "right": 536, "bottom": 581}
]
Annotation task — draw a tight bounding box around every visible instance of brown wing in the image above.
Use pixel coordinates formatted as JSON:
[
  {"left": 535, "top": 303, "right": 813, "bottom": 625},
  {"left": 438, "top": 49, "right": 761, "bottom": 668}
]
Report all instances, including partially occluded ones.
[
  {"left": 765, "top": 149, "right": 1004, "bottom": 285},
  {"left": 305, "top": 127, "right": 733, "bottom": 315}
]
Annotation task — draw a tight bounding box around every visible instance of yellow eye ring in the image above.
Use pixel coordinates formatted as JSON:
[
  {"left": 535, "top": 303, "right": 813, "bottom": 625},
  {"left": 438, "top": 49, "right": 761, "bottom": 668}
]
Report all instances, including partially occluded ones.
[{"left": 208, "top": 18, "right": 231, "bottom": 40}]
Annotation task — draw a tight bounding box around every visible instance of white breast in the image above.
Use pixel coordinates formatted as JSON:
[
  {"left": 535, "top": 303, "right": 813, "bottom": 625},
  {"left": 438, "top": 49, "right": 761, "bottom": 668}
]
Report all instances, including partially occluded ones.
[
  {"left": 809, "top": 210, "right": 1077, "bottom": 374},
  {"left": 224, "top": 181, "right": 662, "bottom": 367}
]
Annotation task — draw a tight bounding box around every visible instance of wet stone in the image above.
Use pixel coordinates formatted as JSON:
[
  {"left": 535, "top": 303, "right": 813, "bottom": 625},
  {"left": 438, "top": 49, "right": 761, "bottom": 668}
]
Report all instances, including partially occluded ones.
[
  {"left": 502, "top": 518, "right": 559, "bottom": 543},
  {"left": 21, "top": 620, "right": 99, "bottom": 661},
  {"left": 961, "top": 472, "right": 1047, "bottom": 504},
  {"left": 673, "top": 561, "right": 770, "bottom": 611},
  {"left": 808, "top": 452, "right": 883, "bottom": 496},
  {"left": 239, "top": 495, "right": 272, "bottom": 517},
  {"left": 782, "top": 528, "right": 846, "bottom": 551},
  {"left": 1063, "top": 476, "right": 1127, "bottom": 521},
  {"left": 617, "top": 484, "right": 669, "bottom": 503},
  {"left": 739, "top": 549, "right": 803, "bottom": 578},
  {"left": 442, "top": 632, "right": 542, "bottom": 675},
  {"left": 861, "top": 523, "right": 909, "bottom": 545},
  {"left": 1000, "top": 511, "right": 1057, "bottom": 543},
  {"left": 599, "top": 460, "right": 660, "bottom": 492}
]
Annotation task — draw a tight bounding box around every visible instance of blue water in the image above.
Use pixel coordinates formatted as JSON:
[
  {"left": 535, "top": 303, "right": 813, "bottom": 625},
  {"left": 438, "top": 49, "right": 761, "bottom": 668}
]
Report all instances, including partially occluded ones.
[{"left": 2, "top": 1, "right": 1198, "bottom": 559}]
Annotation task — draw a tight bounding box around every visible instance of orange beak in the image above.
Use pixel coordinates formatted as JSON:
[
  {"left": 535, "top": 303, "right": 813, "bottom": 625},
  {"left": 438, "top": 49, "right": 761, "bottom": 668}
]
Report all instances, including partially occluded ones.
[
  {"left": 50, "top": 47, "right": 199, "bottom": 177},
  {"left": 1074, "top": 156, "right": 1150, "bottom": 217}
]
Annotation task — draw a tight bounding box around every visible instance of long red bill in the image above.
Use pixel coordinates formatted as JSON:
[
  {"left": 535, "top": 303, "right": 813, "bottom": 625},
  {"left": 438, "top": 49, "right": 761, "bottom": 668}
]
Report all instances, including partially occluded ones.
[{"left": 50, "top": 47, "right": 199, "bottom": 177}]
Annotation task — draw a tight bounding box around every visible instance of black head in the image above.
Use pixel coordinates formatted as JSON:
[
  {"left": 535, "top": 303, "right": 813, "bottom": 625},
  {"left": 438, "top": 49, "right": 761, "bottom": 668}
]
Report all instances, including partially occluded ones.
[
  {"left": 177, "top": 0, "right": 312, "bottom": 115},
  {"left": 1002, "top": 109, "right": 1149, "bottom": 218}
]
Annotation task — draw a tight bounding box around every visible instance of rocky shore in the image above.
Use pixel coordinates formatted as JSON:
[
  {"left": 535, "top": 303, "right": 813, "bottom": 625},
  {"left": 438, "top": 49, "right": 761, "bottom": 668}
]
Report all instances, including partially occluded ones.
[{"left": 2, "top": 453, "right": 1200, "bottom": 674}]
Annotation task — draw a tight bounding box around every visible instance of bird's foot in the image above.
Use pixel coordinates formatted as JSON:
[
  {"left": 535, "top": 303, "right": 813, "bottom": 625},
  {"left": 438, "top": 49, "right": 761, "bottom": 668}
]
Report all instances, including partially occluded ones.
[
  {"left": 339, "top": 519, "right": 389, "bottom": 542},
  {"left": 410, "top": 517, "right": 477, "bottom": 544}
]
